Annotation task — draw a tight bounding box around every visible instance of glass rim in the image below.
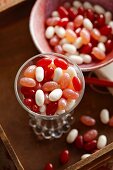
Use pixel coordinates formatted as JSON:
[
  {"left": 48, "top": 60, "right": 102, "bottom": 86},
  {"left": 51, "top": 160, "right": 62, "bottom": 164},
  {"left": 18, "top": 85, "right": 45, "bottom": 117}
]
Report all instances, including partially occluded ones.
[{"left": 14, "top": 52, "right": 85, "bottom": 120}]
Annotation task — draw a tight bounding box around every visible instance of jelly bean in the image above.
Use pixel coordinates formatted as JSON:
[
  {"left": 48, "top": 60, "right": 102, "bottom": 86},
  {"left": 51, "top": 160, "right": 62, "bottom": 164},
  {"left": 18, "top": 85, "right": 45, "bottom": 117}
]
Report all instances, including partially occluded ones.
[
  {"left": 44, "top": 67, "right": 54, "bottom": 82},
  {"left": 58, "top": 18, "right": 69, "bottom": 27},
  {"left": 35, "top": 67, "right": 44, "bottom": 82},
  {"left": 105, "top": 39, "right": 113, "bottom": 53},
  {"left": 45, "top": 26, "right": 55, "bottom": 39},
  {"left": 75, "top": 135, "right": 84, "bottom": 149},
  {"left": 63, "top": 2, "right": 71, "bottom": 9},
  {"left": 100, "top": 25, "right": 112, "bottom": 36},
  {"left": 97, "top": 135, "right": 107, "bottom": 149},
  {"left": 97, "top": 14, "right": 105, "bottom": 27},
  {"left": 66, "top": 22, "right": 74, "bottom": 30},
  {"left": 62, "top": 44, "right": 76, "bottom": 54},
  {"left": 74, "top": 37, "right": 83, "bottom": 49},
  {"left": 44, "top": 93, "right": 50, "bottom": 104},
  {"left": 20, "top": 77, "right": 36, "bottom": 87},
  {"left": 91, "top": 28, "right": 101, "bottom": 41},
  {"left": 77, "top": 7, "right": 85, "bottom": 16},
  {"left": 92, "top": 47, "right": 106, "bottom": 60},
  {"left": 36, "top": 58, "right": 52, "bottom": 68},
  {"left": 46, "top": 17, "right": 60, "bottom": 26},
  {"left": 63, "top": 89, "right": 79, "bottom": 99},
  {"left": 55, "top": 109, "right": 65, "bottom": 115},
  {"left": 49, "top": 89, "right": 62, "bottom": 102},
  {"left": 65, "top": 29, "right": 77, "bottom": 43},
  {"left": 35, "top": 90, "right": 44, "bottom": 106},
  {"left": 59, "top": 73, "right": 71, "bottom": 89},
  {"left": 69, "top": 55, "right": 83, "bottom": 65},
  {"left": 68, "top": 8, "right": 77, "bottom": 20},
  {"left": 80, "top": 28, "right": 90, "bottom": 45},
  {"left": 21, "top": 87, "right": 35, "bottom": 97},
  {"left": 109, "top": 116, "right": 113, "bottom": 127},
  {"left": 42, "top": 81, "right": 59, "bottom": 92},
  {"left": 46, "top": 102, "right": 58, "bottom": 115},
  {"left": 66, "top": 66, "right": 77, "bottom": 78},
  {"left": 73, "top": 1, "right": 82, "bottom": 8},
  {"left": 83, "top": 2, "right": 93, "bottom": 10},
  {"left": 53, "top": 67, "right": 63, "bottom": 82},
  {"left": 44, "top": 163, "right": 54, "bottom": 170},
  {"left": 39, "top": 104, "right": 46, "bottom": 113},
  {"left": 74, "top": 15, "right": 83, "bottom": 28},
  {"left": 31, "top": 104, "right": 39, "bottom": 112},
  {"left": 72, "top": 76, "right": 82, "bottom": 91},
  {"left": 58, "top": 98, "right": 67, "bottom": 110},
  {"left": 83, "top": 18, "right": 93, "bottom": 31},
  {"left": 79, "top": 43, "right": 92, "bottom": 54},
  {"left": 54, "top": 45, "right": 64, "bottom": 54},
  {"left": 97, "top": 42, "right": 106, "bottom": 52},
  {"left": 84, "top": 140, "right": 97, "bottom": 152},
  {"left": 58, "top": 6, "right": 68, "bottom": 18},
  {"left": 24, "top": 98, "right": 34, "bottom": 108},
  {"left": 105, "top": 12, "right": 112, "bottom": 24},
  {"left": 80, "top": 115, "right": 96, "bottom": 126},
  {"left": 81, "top": 154, "right": 91, "bottom": 160},
  {"left": 85, "top": 9, "right": 94, "bottom": 21},
  {"left": 55, "top": 26, "right": 66, "bottom": 38},
  {"left": 65, "top": 99, "right": 76, "bottom": 111},
  {"left": 52, "top": 11, "right": 59, "bottom": 17},
  {"left": 99, "top": 35, "right": 107, "bottom": 43},
  {"left": 50, "top": 35, "right": 59, "bottom": 46},
  {"left": 23, "top": 65, "right": 36, "bottom": 78},
  {"left": 66, "top": 129, "right": 78, "bottom": 144},
  {"left": 100, "top": 109, "right": 110, "bottom": 124},
  {"left": 90, "top": 37, "right": 98, "bottom": 47},
  {"left": 94, "top": 5, "right": 105, "bottom": 14},
  {"left": 81, "top": 54, "right": 92, "bottom": 64},
  {"left": 54, "top": 58, "right": 68, "bottom": 70},
  {"left": 75, "top": 28, "right": 81, "bottom": 36},
  {"left": 83, "top": 129, "right": 98, "bottom": 142},
  {"left": 60, "top": 149, "right": 69, "bottom": 164},
  {"left": 59, "top": 38, "right": 68, "bottom": 45}
]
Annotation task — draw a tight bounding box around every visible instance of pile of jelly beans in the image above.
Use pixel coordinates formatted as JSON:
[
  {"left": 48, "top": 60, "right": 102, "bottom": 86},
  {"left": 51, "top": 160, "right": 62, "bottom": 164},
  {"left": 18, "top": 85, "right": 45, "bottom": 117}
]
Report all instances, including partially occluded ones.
[
  {"left": 19, "top": 57, "right": 82, "bottom": 115},
  {"left": 45, "top": 1, "right": 113, "bottom": 65}
]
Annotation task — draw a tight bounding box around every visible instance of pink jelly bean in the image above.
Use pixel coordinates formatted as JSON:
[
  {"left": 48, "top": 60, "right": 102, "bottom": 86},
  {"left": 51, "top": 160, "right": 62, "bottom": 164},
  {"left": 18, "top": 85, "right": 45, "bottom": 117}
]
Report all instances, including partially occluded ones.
[
  {"left": 54, "top": 45, "right": 64, "bottom": 54},
  {"left": 66, "top": 22, "right": 74, "bottom": 30},
  {"left": 65, "top": 29, "right": 77, "bottom": 43},
  {"left": 83, "top": 129, "right": 98, "bottom": 142},
  {"left": 58, "top": 98, "right": 67, "bottom": 110},
  {"left": 36, "top": 58, "right": 52, "bottom": 68},
  {"left": 63, "top": 89, "right": 79, "bottom": 99},
  {"left": 50, "top": 35, "right": 59, "bottom": 46},
  {"left": 92, "top": 47, "right": 106, "bottom": 60},
  {"left": 59, "top": 73, "right": 71, "bottom": 89},
  {"left": 74, "top": 15, "right": 83, "bottom": 28},
  {"left": 72, "top": 76, "right": 82, "bottom": 91},
  {"left": 20, "top": 77, "right": 36, "bottom": 87},
  {"left": 42, "top": 81, "right": 59, "bottom": 92},
  {"left": 46, "top": 17, "right": 60, "bottom": 26},
  {"left": 54, "top": 58, "right": 68, "bottom": 70},
  {"left": 23, "top": 65, "right": 36, "bottom": 79},
  {"left": 80, "top": 28, "right": 90, "bottom": 44},
  {"left": 44, "top": 93, "right": 50, "bottom": 104}
]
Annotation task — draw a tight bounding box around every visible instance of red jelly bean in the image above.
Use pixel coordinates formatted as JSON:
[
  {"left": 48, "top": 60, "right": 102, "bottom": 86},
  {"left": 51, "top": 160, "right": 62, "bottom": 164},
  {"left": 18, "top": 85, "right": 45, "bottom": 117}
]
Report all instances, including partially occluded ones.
[
  {"left": 83, "top": 129, "right": 98, "bottom": 142},
  {"left": 58, "top": 6, "right": 68, "bottom": 18},
  {"left": 60, "top": 149, "right": 69, "bottom": 164},
  {"left": 84, "top": 140, "right": 97, "bottom": 152},
  {"left": 75, "top": 135, "right": 84, "bottom": 149},
  {"left": 90, "top": 37, "right": 98, "bottom": 47},
  {"left": 68, "top": 8, "right": 77, "bottom": 20},
  {"left": 72, "top": 76, "right": 82, "bottom": 91},
  {"left": 44, "top": 67, "right": 54, "bottom": 82},
  {"left": 24, "top": 98, "right": 34, "bottom": 107},
  {"left": 21, "top": 87, "right": 35, "bottom": 97},
  {"left": 36, "top": 58, "right": 52, "bottom": 68},
  {"left": 77, "top": 7, "right": 85, "bottom": 16},
  {"left": 80, "top": 115, "right": 96, "bottom": 126},
  {"left": 97, "top": 14, "right": 105, "bottom": 27},
  {"left": 105, "top": 39, "right": 113, "bottom": 53},
  {"left": 109, "top": 116, "right": 113, "bottom": 127},
  {"left": 44, "top": 163, "right": 54, "bottom": 170},
  {"left": 58, "top": 17, "right": 69, "bottom": 27},
  {"left": 32, "top": 104, "right": 39, "bottom": 112},
  {"left": 85, "top": 9, "right": 94, "bottom": 21},
  {"left": 54, "top": 58, "right": 68, "bottom": 69},
  {"left": 100, "top": 25, "right": 112, "bottom": 36},
  {"left": 46, "top": 102, "right": 58, "bottom": 115},
  {"left": 79, "top": 43, "right": 92, "bottom": 54}
]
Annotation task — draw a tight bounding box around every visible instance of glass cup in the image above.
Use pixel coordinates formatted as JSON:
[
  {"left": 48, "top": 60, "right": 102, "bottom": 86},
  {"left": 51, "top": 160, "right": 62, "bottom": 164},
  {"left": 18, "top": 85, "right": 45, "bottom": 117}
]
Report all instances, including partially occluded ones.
[{"left": 14, "top": 53, "right": 85, "bottom": 139}]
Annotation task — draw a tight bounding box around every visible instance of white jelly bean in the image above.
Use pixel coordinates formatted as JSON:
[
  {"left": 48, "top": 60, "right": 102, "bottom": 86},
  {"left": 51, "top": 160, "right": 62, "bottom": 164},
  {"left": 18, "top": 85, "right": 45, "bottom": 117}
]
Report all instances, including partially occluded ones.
[
  {"left": 52, "top": 11, "right": 59, "bottom": 17},
  {"left": 66, "top": 99, "right": 76, "bottom": 111},
  {"left": 94, "top": 5, "right": 105, "bottom": 14},
  {"left": 81, "top": 154, "right": 91, "bottom": 160},
  {"left": 105, "top": 11, "right": 112, "bottom": 24},
  {"left": 49, "top": 89, "right": 62, "bottom": 101},
  {"left": 59, "top": 38, "right": 68, "bottom": 45},
  {"left": 39, "top": 104, "right": 46, "bottom": 113},
  {"left": 68, "top": 55, "right": 83, "bottom": 65},
  {"left": 81, "top": 54, "right": 92, "bottom": 64},
  {"left": 56, "top": 109, "right": 65, "bottom": 115},
  {"left": 53, "top": 67, "right": 63, "bottom": 82},
  {"left": 100, "top": 109, "right": 110, "bottom": 124},
  {"left": 100, "top": 36, "right": 107, "bottom": 43},
  {"left": 74, "top": 37, "right": 83, "bottom": 49},
  {"left": 98, "top": 42, "right": 106, "bottom": 52},
  {"left": 45, "top": 26, "right": 55, "bottom": 39},
  {"left": 35, "top": 90, "right": 44, "bottom": 106},
  {"left": 64, "top": 2, "right": 71, "bottom": 8},
  {"left": 66, "top": 129, "right": 78, "bottom": 144},
  {"left": 55, "top": 26, "right": 66, "bottom": 38},
  {"left": 73, "top": 0, "right": 82, "bottom": 8},
  {"left": 83, "top": 2, "right": 93, "bottom": 10},
  {"left": 83, "top": 18, "right": 93, "bottom": 31},
  {"left": 62, "top": 44, "right": 76, "bottom": 54},
  {"left": 97, "top": 135, "right": 107, "bottom": 149},
  {"left": 67, "top": 66, "right": 77, "bottom": 78},
  {"left": 35, "top": 67, "right": 44, "bottom": 82},
  {"left": 109, "top": 21, "right": 113, "bottom": 33}
]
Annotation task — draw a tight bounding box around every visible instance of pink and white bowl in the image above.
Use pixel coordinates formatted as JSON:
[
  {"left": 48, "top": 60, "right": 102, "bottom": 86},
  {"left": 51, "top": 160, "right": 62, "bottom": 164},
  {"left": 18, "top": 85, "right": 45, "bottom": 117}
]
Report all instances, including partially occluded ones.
[{"left": 29, "top": 0, "right": 113, "bottom": 72}]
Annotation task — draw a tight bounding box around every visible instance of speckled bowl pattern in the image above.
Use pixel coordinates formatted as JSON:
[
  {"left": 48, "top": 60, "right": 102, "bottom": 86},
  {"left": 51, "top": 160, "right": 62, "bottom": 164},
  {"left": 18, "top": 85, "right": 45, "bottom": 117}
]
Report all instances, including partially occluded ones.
[{"left": 29, "top": 0, "right": 113, "bottom": 71}]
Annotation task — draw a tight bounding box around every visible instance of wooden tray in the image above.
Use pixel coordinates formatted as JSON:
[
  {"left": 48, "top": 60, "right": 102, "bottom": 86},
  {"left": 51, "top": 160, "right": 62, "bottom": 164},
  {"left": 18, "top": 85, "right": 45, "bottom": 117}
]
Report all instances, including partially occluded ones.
[{"left": 0, "top": 1, "right": 113, "bottom": 170}]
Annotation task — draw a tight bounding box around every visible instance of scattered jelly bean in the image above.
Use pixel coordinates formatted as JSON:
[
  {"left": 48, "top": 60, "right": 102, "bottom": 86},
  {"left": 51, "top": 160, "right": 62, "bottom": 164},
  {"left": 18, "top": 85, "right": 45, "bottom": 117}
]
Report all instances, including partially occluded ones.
[
  {"left": 72, "top": 76, "right": 82, "bottom": 91},
  {"left": 49, "top": 89, "right": 62, "bottom": 102},
  {"left": 75, "top": 135, "right": 84, "bottom": 149},
  {"left": 54, "top": 58, "right": 68, "bottom": 70},
  {"left": 84, "top": 140, "right": 97, "bottom": 152},
  {"left": 42, "top": 81, "right": 59, "bottom": 92},
  {"left": 35, "top": 67, "right": 44, "bottom": 82},
  {"left": 97, "top": 135, "right": 107, "bottom": 149},
  {"left": 44, "top": 163, "right": 54, "bottom": 170},
  {"left": 80, "top": 115, "right": 96, "bottom": 126},
  {"left": 36, "top": 58, "right": 52, "bottom": 68},
  {"left": 35, "top": 90, "right": 44, "bottom": 106},
  {"left": 59, "top": 73, "right": 71, "bottom": 89},
  {"left": 109, "top": 116, "right": 113, "bottom": 127},
  {"left": 23, "top": 65, "right": 36, "bottom": 79},
  {"left": 58, "top": 98, "right": 67, "bottom": 110},
  {"left": 83, "top": 129, "right": 98, "bottom": 142},
  {"left": 20, "top": 77, "right": 36, "bottom": 87},
  {"left": 66, "top": 129, "right": 78, "bottom": 144},
  {"left": 46, "top": 102, "right": 58, "bottom": 115},
  {"left": 100, "top": 109, "right": 110, "bottom": 124},
  {"left": 63, "top": 89, "right": 79, "bottom": 99},
  {"left": 60, "top": 149, "right": 69, "bottom": 164}
]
